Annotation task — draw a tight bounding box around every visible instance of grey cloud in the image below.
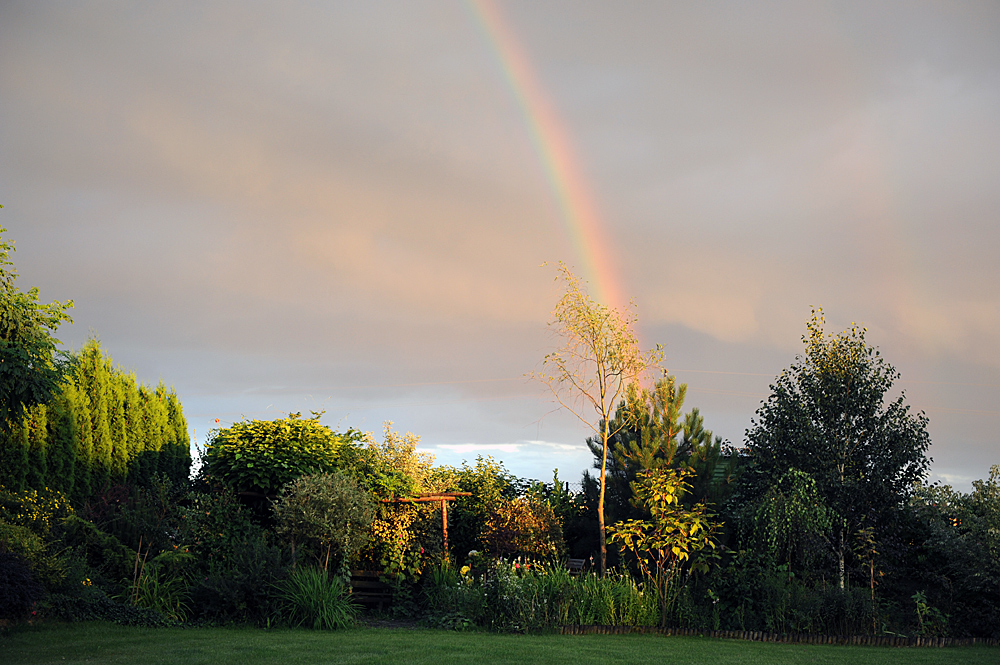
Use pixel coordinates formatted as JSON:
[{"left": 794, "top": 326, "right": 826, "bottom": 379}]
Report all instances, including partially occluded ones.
[{"left": 1, "top": 1, "right": 997, "bottom": 490}]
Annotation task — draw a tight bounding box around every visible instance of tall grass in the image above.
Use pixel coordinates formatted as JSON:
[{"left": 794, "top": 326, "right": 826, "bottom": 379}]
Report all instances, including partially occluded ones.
[
  {"left": 276, "top": 567, "right": 359, "bottom": 630},
  {"left": 569, "top": 570, "right": 659, "bottom": 627},
  {"left": 423, "top": 560, "right": 660, "bottom": 632}
]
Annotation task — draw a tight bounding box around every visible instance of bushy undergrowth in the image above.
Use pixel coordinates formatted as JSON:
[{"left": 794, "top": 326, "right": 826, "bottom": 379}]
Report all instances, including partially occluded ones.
[
  {"left": 0, "top": 552, "right": 45, "bottom": 622},
  {"left": 693, "top": 550, "right": 880, "bottom": 635},
  {"left": 189, "top": 536, "right": 289, "bottom": 626},
  {"left": 38, "top": 588, "right": 169, "bottom": 627}
]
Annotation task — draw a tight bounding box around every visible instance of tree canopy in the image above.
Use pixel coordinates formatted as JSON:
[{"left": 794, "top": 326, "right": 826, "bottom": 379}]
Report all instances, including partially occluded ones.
[
  {"left": 0, "top": 226, "right": 75, "bottom": 431},
  {"left": 203, "top": 413, "right": 358, "bottom": 495},
  {"left": 273, "top": 470, "right": 375, "bottom": 574},
  {"left": 742, "top": 309, "right": 931, "bottom": 588}
]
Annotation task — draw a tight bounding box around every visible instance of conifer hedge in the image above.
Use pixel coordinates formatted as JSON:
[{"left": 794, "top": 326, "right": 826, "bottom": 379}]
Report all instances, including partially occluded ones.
[{"left": 0, "top": 340, "right": 190, "bottom": 501}]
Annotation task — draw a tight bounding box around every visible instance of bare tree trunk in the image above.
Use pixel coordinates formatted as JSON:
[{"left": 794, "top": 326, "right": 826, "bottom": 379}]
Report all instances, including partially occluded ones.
[
  {"left": 871, "top": 558, "right": 877, "bottom": 634},
  {"left": 838, "top": 456, "right": 846, "bottom": 590},
  {"left": 599, "top": 418, "right": 609, "bottom": 577},
  {"left": 838, "top": 529, "right": 845, "bottom": 590}
]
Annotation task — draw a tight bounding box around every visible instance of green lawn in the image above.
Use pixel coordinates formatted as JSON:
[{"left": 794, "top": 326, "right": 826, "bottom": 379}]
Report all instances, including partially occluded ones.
[{"left": 1, "top": 623, "right": 995, "bottom": 665}]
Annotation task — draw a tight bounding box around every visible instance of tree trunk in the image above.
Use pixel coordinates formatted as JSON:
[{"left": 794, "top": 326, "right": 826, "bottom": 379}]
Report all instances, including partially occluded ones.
[
  {"left": 599, "top": 418, "right": 609, "bottom": 577},
  {"left": 838, "top": 528, "right": 845, "bottom": 590},
  {"left": 871, "top": 559, "right": 876, "bottom": 634},
  {"left": 838, "top": 454, "right": 845, "bottom": 591}
]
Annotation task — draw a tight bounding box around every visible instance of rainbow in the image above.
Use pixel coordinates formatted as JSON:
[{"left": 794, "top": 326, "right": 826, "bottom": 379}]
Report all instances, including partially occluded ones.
[{"left": 466, "top": 0, "right": 626, "bottom": 311}]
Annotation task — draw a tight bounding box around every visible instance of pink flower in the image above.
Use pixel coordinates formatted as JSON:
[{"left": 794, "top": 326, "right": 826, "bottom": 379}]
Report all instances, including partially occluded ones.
[{"left": 514, "top": 563, "right": 520, "bottom": 569}]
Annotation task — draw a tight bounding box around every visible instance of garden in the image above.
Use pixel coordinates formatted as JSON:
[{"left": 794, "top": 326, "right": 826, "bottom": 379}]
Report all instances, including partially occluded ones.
[{"left": 1, "top": 230, "right": 998, "bottom": 656}]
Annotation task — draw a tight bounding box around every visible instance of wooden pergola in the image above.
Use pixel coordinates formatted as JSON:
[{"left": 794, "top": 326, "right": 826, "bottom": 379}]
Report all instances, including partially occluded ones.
[{"left": 381, "top": 491, "right": 472, "bottom": 560}]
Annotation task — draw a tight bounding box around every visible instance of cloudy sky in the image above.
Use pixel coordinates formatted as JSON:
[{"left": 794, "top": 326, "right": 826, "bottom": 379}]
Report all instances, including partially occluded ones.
[{"left": 2, "top": 1, "right": 997, "bottom": 489}]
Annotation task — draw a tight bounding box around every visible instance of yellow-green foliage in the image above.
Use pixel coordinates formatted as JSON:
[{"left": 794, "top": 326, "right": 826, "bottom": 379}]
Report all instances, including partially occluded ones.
[
  {"left": 363, "top": 502, "right": 423, "bottom": 577},
  {"left": 0, "top": 485, "right": 73, "bottom": 589},
  {"left": 344, "top": 421, "right": 439, "bottom": 499},
  {"left": 0, "top": 340, "right": 190, "bottom": 499},
  {"left": 0, "top": 485, "right": 73, "bottom": 537},
  {"left": 204, "top": 413, "right": 352, "bottom": 494},
  {"left": 345, "top": 423, "right": 445, "bottom": 576},
  {"left": 481, "top": 497, "right": 564, "bottom": 559},
  {"left": 607, "top": 468, "right": 720, "bottom": 577}
]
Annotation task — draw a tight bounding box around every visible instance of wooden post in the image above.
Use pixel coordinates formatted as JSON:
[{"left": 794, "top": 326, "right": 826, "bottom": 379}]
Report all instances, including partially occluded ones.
[{"left": 442, "top": 498, "right": 449, "bottom": 562}]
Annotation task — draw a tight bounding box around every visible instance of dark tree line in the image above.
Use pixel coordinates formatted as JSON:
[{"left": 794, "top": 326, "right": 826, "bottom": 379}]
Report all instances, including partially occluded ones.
[{"left": 560, "top": 310, "right": 997, "bottom": 637}]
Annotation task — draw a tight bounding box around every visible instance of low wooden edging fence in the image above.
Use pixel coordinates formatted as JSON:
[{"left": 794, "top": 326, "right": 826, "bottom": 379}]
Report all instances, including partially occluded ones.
[{"left": 557, "top": 625, "right": 999, "bottom": 648}]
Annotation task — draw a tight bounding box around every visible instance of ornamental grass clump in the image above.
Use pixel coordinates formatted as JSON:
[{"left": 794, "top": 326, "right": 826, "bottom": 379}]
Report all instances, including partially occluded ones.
[{"left": 276, "top": 567, "right": 359, "bottom": 630}]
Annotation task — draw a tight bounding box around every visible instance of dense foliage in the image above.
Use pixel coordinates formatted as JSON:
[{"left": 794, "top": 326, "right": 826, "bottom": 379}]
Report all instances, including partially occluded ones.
[
  {"left": 0, "top": 340, "right": 190, "bottom": 501},
  {"left": 202, "top": 413, "right": 355, "bottom": 495},
  {"left": 0, "top": 227, "right": 75, "bottom": 433},
  {"left": 0, "top": 227, "right": 994, "bottom": 641},
  {"left": 273, "top": 471, "right": 375, "bottom": 573},
  {"left": 741, "top": 309, "right": 931, "bottom": 590}
]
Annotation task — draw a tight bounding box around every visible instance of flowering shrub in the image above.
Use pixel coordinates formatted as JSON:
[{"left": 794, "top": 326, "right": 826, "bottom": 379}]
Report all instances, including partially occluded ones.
[
  {"left": 0, "top": 485, "right": 73, "bottom": 536},
  {"left": 422, "top": 562, "right": 486, "bottom": 629},
  {"left": 481, "top": 497, "right": 564, "bottom": 559}
]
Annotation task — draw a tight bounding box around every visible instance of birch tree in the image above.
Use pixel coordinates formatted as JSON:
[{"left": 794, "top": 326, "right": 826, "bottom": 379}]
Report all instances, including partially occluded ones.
[
  {"left": 743, "top": 309, "right": 930, "bottom": 589},
  {"left": 532, "top": 263, "right": 661, "bottom": 575}
]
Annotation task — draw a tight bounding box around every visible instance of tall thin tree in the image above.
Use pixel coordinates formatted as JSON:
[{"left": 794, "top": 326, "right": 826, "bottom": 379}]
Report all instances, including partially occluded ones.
[{"left": 532, "top": 263, "right": 661, "bottom": 575}]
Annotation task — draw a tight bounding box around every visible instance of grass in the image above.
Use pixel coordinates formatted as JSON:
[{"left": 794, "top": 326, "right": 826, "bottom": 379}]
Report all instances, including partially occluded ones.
[{"left": 1, "top": 622, "right": 996, "bottom": 665}]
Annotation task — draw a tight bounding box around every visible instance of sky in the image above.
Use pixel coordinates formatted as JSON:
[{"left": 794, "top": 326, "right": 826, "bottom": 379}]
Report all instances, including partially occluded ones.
[{"left": 1, "top": 1, "right": 998, "bottom": 491}]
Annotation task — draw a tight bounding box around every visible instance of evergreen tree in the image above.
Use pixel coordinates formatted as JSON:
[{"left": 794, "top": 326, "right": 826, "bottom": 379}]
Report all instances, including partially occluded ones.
[
  {"left": 77, "top": 340, "right": 112, "bottom": 490},
  {"left": 586, "top": 376, "right": 738, "bottom": 525},
  {"left": 106, "top": 368, "right": 128, "bottom": 483},
  {"left": 24, "top": 405, "right": 48, "bottom": 490},
  {"left": 66, "top": 381, "right": 94, "bottom": 500},
  {"left": 0, "top": 419, "right": 29, "bottom": 491},
  {"left": 46, "top": 389, "right": 78, "bottom": 497},
  {"left": 165, "top": 388, "right": 190, "bottom": 482}
]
